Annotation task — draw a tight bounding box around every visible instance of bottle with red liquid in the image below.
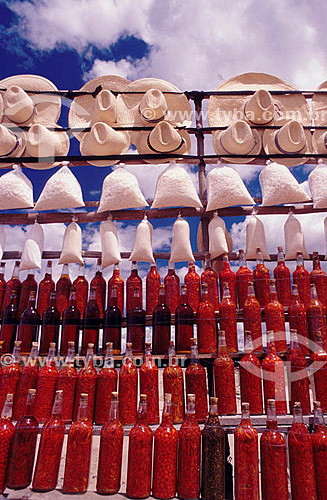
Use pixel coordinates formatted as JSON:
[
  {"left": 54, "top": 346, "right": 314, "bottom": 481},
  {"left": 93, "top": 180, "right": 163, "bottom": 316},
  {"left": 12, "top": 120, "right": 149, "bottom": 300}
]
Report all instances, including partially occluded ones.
[
  {"left": 152, "top": 283, "right": 171, "bottom": 355},
  {"left": 311, "top": 400, "right": 327, "bottom": 499},
  {"left": 140, "top": 342, "right": 159, "bottom": 425},
  {"left": 163, "top": 340, "right": 184, "bottom": 424},
  {"left": 108, "top": 263, "right": 124, "bottom": 316},
  {"left": 260, "top": 399, "right": 288, "bottom": 500},
  {"left": 126, "top": 261, "right": 143, "bottom": 314},
  {"left": 32, "top": 390, "right": 65, "bottom": 492},
  {"left": 63, "top": 393, "right": 93, "bottom": 494},
  {"left": 219, "top": 254, "right": 236, "bottom": 305},
  {"left": 307, "top": 283, "right": 327, "bottom": 351},
  {"left": 74, "top": 343, "right": 97, "bottom": 422},
  {"left": 265, "top": 279, "right": 287, "bottom": 354},
  {"left": 0, "top": 262, "right": 6, "bottom": 313},
  {"left": 243, "top": 281, "right": 263, "bottom": 353},
  {"left": 34, "top": 342, "right": 58, "bottom": 423},
  {"left": 73, "top": 261, "right": 88, "bottom": 317},
  {"left": 56, "top": 341, "right": 77, "bottom": 423},
  {"left": 90, "top": 258, "right": 106, "bottom": 319},
  {"left": 61, "top": 287, "right": 80, "bottom": 355},
  {"left": 37, "top": 261, "right": 55, "bottom": 318},
  {"left": 311, "top": 251, "right": 327, "bottom": 309},
  {"left": 146, "top": 263, "right": 160, "bottom": 315},
  {"left": 310, "top": 331, "right": 327, "bottom": 413},
  {"left": 234, "top": 402, "right": 260, "bottom": 500},
  {"left": 201, "top": 255, "right": 219, "bottom": 311},
  {"left": 219, "top": 282, "right": 238, "bottom": 353},
  {"left": 292, "top": 252, "right": 311, "bottom": 308},
  {"left": 127, "top": 287, "right": 145, "bottom": 355},
  {"left": 13, "top": 342, "right": 39, "bottom": 421},
  {"left": 152, "top": 392, "right": 178, "bottom": 499},
  {"left": 288, "top": 283, "right": 310, "bottom": 355},
  {"left": 95, "top": 342, "right": 118, "bottom": 425},
  {"left": 288, "top": 402, "right": 317, "bottom": 500},
  {"left": 0, "top": 394, "right": 15, "bottom": 494},
  {"left": 40, "top": 291, "right": 60, "bottom": 356},
  {"left": 273, "top": 246, "right": 291, "bottom": 306},
  {"left": 164, "top": 261, "right": 180, "bottom": 314},
  {"left": 119, "top": 342, "right": 138, "bottom": 426},
  {"left": 185, "top": 338, "right": 208, "bottom": 423},
  {"left": 178, "top": 393, "right": 201, "bottom": 500},
  {"left": 126, "top": 394, "right": 153, "bottom": 499},
  {"left": 1, "top": 261, "right": 21, "bottom": 315},
  {"left": 104, "top": 285, "right": 122, "bottom": 354},
  {"left": 82, "top": 287, "right": 100, "bottom": 355},
  {"left": 0, "top": 340, "right": 22, "bottom": 414},
  {"left": 213, "top": 330, "right": 236, "bottom": 415},
  {"left": 239, "top": 331, "right": 263, "bottom": 414},
  {"left": 236, "top": 249, "right": 253, "bottom": 310},
  {"left": 286, "top": 329, "right": 311, "bottom": 414},
  {"left": 16, "top": 291, "right": 40, "bottom": 355},
  {"left": 184, "top": 261, "right": 201, "bottom": 312},
  {"left": 55, "top": 264, "right": 71, "bottom": 318},
  {"left": 6, "top": 388, "right": 38, "bottom": 490},
  {"left": 197, "top": 282, "right": 217, "bottom": 354},
  {"left": 18, "top": 270, "right": 37, "bottom": 318},
  {"left": 253, "top": 248, "right": 270, "bottom": 307},
  {"left": 262, "top": 331, "right": 287, "bottom": 415},
  {"left": 0, "top": 290, "right": 18, "bottom": 353},
  {"left": 96, "top": 392, "right": 124, "bottom": 495},
  {"left": 175, "top": 284, "right": 193, "bottom": 354}
]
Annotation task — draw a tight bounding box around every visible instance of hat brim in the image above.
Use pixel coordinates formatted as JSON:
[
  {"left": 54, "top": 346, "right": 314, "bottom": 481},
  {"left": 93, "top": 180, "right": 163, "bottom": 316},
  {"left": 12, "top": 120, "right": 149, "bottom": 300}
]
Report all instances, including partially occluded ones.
[
  {"left": 313, "top": 129, "right": 327, "bottom": 155},
  {"left": 263, "top": 127, "right": 312, "bottom": 167},
  {"left": 212, "top": 128, "right": 262, "bottom": 163},
  {"left": 208, "top": 72, "right": 311, "bottom": 128},
  {"left": 23, "top": 124, "right": 70, "bottom": 170},
  {"left": 135, "top": 129, "right": 191, "bottom": 164},
  {"left": 0, "top": 127, "right": 26, "bottom": 169},
  {"left": 80, "top": 129, "right": 130, "bottom": 167},
  {"left": 312, "top": 80, "right": 327, "bottom": 126}
]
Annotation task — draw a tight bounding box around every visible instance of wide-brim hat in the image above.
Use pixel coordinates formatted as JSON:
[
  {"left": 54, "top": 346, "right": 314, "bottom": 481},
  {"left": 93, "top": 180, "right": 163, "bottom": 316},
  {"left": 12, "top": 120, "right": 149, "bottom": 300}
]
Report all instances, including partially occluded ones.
[
  {"left": 0, "top": 74, "right": 61, "bottom": 126},
  {"left": 135, "top": 121, "right": 191, "bottom": 164},
  {"left": 80, "top": 121, "right": 131, "bottom": 167},
  {"left": 312, "top": 80, "right": 327, "bottom": 126},
  {"left": 23, "top": 123, "right": 70, "bottom": 170},
  {"left": 68, "top": 75, "right": 131, "bottom": 141},
  {"left": 263, "top": 120, "right": 312, "bottom": 167},
  {"left": 212, "top": 120, "right": 262, "bottom": 163},
  {"left": 312, "top": 129, "right": 327, "bottom": 155},
  {"left": 0, "top": 124, "right": 26, "bottom": 168},
  {"left": 208, "top": 72, "right": 311, "bottom": 128}
]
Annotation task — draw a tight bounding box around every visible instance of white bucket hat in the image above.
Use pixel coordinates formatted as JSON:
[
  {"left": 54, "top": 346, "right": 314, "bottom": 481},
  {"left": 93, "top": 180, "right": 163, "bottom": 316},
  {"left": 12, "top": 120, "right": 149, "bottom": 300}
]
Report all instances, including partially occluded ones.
[
  {"left": 23, "top": 123, "right": 70, "bottom": 169},
  {"left": 80, "top": 122, "right": 131, "bottom": 167},
  {"left": 0, "top": 124, "right": 26, "bottom": 167},
  {"left": 212, "top": 120, "right": 262, "bottom": 163},
  {"left": 263, "top": 120, "right": 312, "bottom": 167}
]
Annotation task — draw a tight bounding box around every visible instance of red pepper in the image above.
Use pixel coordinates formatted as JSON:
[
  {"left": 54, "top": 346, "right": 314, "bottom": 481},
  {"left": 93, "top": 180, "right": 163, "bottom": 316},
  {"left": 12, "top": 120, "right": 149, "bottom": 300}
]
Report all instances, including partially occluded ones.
[
  {"left": 184, "top": 262, "right": 201, "bottom": 312},
  {"left": 37, "top": 261, "right": 55, "bottom": 318},
  {"left": 239, "top": 333, "right": 263, "bottom": 415},
  {"left": 236, "top": 251, "right": 253, "bottom": 310},
  {"left": 219, "top": 255, "right": 237, "bottom": 305},
  {"left": 219, "top": 282, "right": 238, "bottom": 353},
  {"left": 73, "top": 345, "right": 97, "bottom": 423},
  {"left": 273, "top": 248, "right": 291, "bottom": 306},
  {"left": 146, "top": 264, "right": 161, "bottom": 315},
  {"left": 292, "top": 253, "right": 311, "bottom": 308},
  {"left": 119, "top": 343, "right": 138, "bottom": 426},
  {"left": 34, "top": 358, "right": 58, "bottom": 424},
  {"left": 243, "top": 282, "right": 263, "bottom": 353},
  {"left": 185, "top": 340, "right": 208, "bottom": 423},
  {"left": 13, "top": 343, "right": 38, "bottom": 421},
  {"left": 94, "top": 362, "right": 117, "bottom": 426},
  {"left": 201, "top": 259, "right": 219, "bottom": 311},
  {"left": 311, "top": 402, "right": 327, "bottom": 500},
  {"left": 140, "top": 344, "right": 159, "bottom": 425},
  {"left": 262, "top": 334, "right": 287, "bottom": 415},
  {"left": 265, "top": 280, "right": 287, "bottom": 353},
  {"left": 55, "top": 342, "right": 77, "bottom": 424},
  {"left": 164, "top": 263, "right": 180, "bottom": 314},
  {"left": 214, "top": 331, "right": 237, "bottom": 415},
  {"left": 288, "top": 284, "right": 310, "bottom": 355},
  {"left": 286, "top": 331, "right": 311, "bottom": 414},
  {"left": 0, "top": 396, "right": 15, "bottom": 494}
]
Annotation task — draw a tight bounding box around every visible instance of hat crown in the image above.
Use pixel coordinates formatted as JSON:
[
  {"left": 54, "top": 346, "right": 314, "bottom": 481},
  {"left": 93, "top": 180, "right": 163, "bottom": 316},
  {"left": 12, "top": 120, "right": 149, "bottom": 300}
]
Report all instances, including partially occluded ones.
[
  {"left": 139, "top": 89, "right": 168, "bottom": 122},
  {"left": 4, "top": 85, "right": 34, "bottom": 124},
  {"left": 0, "top": 125, "right": 18, "bottom": 155},
  {"left": 91, "top": 90, "right": 117, "bottom": 125},
  {"left": 82, "top": 122, "right": 129, "bottom": 155},
  {"left": 221, "top": 120, "right": 255, "bottom": 154},
  {"left": 245, "top": 89, "right": 274, "bottom": 124},
  {"left": 277, "top": 120, "right": 306, "bottom": 153},
  {"left": 149, "top": 121, "right": 181, "bottom": 152},
  {"left": 27, "top": 124, "right": 61, "bottom": 156}
]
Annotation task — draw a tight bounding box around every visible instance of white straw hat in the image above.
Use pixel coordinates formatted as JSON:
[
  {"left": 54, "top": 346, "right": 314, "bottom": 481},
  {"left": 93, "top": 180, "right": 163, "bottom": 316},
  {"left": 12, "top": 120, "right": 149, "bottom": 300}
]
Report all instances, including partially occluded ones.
[
  {"left": 80, "top": 122, "right": 131, "bottom": 167},
  {"left": 23, "top": 123, "right": 70, "bottom": 169},
  {"left": 312, "top": 80, "right": 327, "bottom": 126},
  {"left": 313, "top": 129, "right": 327, "bottom": 155},
  {"left": 263, "top": 120, "right": 312, "bottom": 167},
  {"left": 0, "top": 124, "right": 26, "bottom": 167},
  {"left": 212, "top": 120, "right": 262, "bottom": 163}
]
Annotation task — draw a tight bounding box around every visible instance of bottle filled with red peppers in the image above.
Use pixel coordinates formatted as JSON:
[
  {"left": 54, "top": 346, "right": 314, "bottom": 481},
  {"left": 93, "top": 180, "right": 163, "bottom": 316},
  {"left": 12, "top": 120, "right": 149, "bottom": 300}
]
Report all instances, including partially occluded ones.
[
  {"left": 95, "top": 342, "right": 118, "bottom": 425},
  {"left": 196, "top": 282, "right": 217, "bottom": 354},
  {"left": 56, "top": 341, "right": 77, "bottom": 423},
  {"left": 163, "top": 340, "right": 184, "bottom": 424},
  {"left": 34, "top": 342, "right": 58, "bottom": 423},
  {"left": 185, "top": 337, "right": 208, "bottom": 423},
  {"left": 13, "top": 341, "right": 39, "bottom": 421},
  {"left": 236, "top": 249, "right": 253, "bottom": 310},
  {"left": 0, "top": 394, "right": 15, "bottom": 495},
  {"left": 311, "top": 400, "right": 327, "bottom": 499},
  {"left": 119, "top": 342, "right": 138, "bottom": 426},
  {"left": 140, "top": 342, "right": 159, "bottom": 425},
  {"left": 239, "top": 331, "right": 263, "bottom": 415},
  {"left": 214, "top": 330, "right": 237, "bottom": 415},
  {"left": 73, "top": 343, "right": 97, "bottom": 422}
]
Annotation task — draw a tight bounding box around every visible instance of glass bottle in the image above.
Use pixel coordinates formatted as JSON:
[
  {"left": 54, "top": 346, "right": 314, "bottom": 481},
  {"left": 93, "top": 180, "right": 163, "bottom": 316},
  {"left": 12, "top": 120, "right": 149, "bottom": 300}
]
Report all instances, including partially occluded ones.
[
  {"left": 201, "top": 255, "right": 219, "bottom": 311},
  {"left": 146, "top": 263, "right": 161, "bottom": 315},
  {"left": 307, "top": 283, "right": 327, "bottom": 351},
  {"left": 73, "top": 343, "right": 97, "bottom": 422},
  {"left": 243, "top": 281, "right": 262, "bottom": 353},
  {"left": 292, "top": 252, "right": 310, "bottom": 308},
  {"left": 140, "top": 342, "right": 159, "bottom": 425},
  {"left": 177, "top": 393, "right": 201, "bottom": 500},
  {"left": 40, "top": 290, "right": 60, "bottom": 356},
  {"left": 219, "top": 254, "right": 237, "bottom": 305},
  {"left": 95, "top": 342, "right": 118, "bottom": 425},
  {"left": 16, "top": 290, "right": 40, "bottom": 355},
  {"left": 104, "top": 285, "right": 122, "bottom": 354},
  {"left": 201, "top": 396, "right": 225, "bottom": 500},
  {"left": 32, "top": 390, "right": 65, "bottom": 492},
  {"left": 0, "top": 290, "right": 18, "bottom": 353},
  {"left": 253, "top": 248, "right": 270, "bottom": 307},
  {"left": 61, "top": 287, "right": 80, "bottom": 355},
  {"left": 311, "top": 400, "right": 327, "bottom": 499},
  {"left": 234, "top": 402, "right": 260, "bottom": 500},
  {"left": 6, "top": 388, "right": 38, "bottom": 489},
  {"left": 260, "top": 399, "right": 288, "bottom": 500},
  {"left": 310, "top": 331, "right": 327, "bottom": 413},
  {"left": 0, "top": 340, "right": 21, "bottom": 414},
  {"left": 164, "top": 261, "right": 180, "bottom": 314},
  {"left": 82, "top": 287, "right": 100, "bottom": 355},
  {"left": 152, "top": 283, "right": 171, "bottom": 355},
  {"left": 219, "top": 282, "right": 238, "bottom": 353},
  {"left": 37, "top": 261, "right": 55, "bottom": 318},
  {"left": 126, "top": 261, "right": 143, "bottom": 313},
  {"left": 127, "top": 287, "right": 146, "bottom": 354},
  {"left": 126, "top": 394, "right": 153, "bottom": 499},
  {"left": 1, "top": 261, "right": 21, "bottom": 315},
  {"left": 239, "top": 331, "right": 263, "bottom": 414},
  {"left": 118, "top": 342, "right": 138, "bottom": 426},
  {"left": 163, "top": 341, "right": 184, "bottom": 424},
  {"left": 0, "top": 394, "right": 15, "bottom": 494},
  {"left": 90, "top": 257, "right": 106, "bottom": 319},
  {"left": 56, "top": 341, "right": 77, "bottom": 423},
  {"left": 236, "top": 249, "right": 253, "bottom": 310},
  {"left": 310, "top": 251, "right": 327, "bottom": 309},
  {"left": 108, "top": 262, "right": 124, "bottom": 316},
  {"left": 55, "top": 263, "right": 72, "bottom": 318},
  {"left": 96, "top": 392, "right": 124, "bottom": 495},
  {"left": 0, "top": 262, "right": 6, "bottom": 314},
  {"left": 286, "top": 329, "right": 311, "bottom": 414},
  {"left": 262, "top": 332, "right": 287, "bottom": 415},
  {"left": 175, "top": 284, "right": 193, "bottom": 354},
  {"left": 73, "top": 261, "right": 88, "bottom": 317},
  {"left": 288, "top": 283, "right": 310, "bottom": 355},
  {"left": 185, "top": 338, "right": 208, "bottom": 423},
  {"left": 265, "top": 279, "right": 287, "bottom": 353},
  {"left": 196, "top": 282, "right": 217, "bottom": 354},
  {"left": 18, "top": 270, "right": 37, "bottom": 318},
  {"left": 213, "top": 331, "right": 236, "bottom": 415},
  {"left": 184, "top": 261, "right": 201, "bottom": 312},
  {"left": 288, "top": 402, "right": 317, "bottom": 500},
  {"left": 273, "top": 246, "right": 291, "bottom": 306},
  {"left": 34, "top": 342, "right": 58, "bottom": 423},
  {"left": 13, "top": 342, "right": 38, "bottom": 421},
  {"left": 63, "top": 393, "right": 93, "bottom": 494}
]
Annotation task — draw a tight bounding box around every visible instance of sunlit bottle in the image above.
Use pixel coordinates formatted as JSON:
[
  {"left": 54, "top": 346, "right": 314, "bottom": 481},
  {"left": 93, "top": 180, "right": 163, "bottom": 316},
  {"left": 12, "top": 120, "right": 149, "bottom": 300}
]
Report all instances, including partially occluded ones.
[
  {"left": 94, "top": 342, "right": 118, "bottom": 425},
  {"left": 152, "top": 284, "right": 171, "bottom": 355},
  {"left": 73, "top": 261, "right": 89, "bottom": 317},
  {"left": 201, "top": 255, "right": 219, "bottom": 311},
  {"left": 164, "top": 261, "right": 180, "bottom": 314},
  {"left": 310, "top": 251, "right": 327, "bottom": 309},
  {"left": 219, "top": 282, "right": 238, "bottom": 353},
  {"left": 16, "top": 291, "right": 40, "bottom": 355},
  {"left": 127, "top": 287, "right": 145, "bottom": 354},
  {"left": 90, "top": 257, "right": 106, "bottom": 319},
  {"left": 140, "top": 342, "right": 159, "bottom": 425},
  {"left": 18, "top": 270, "right": 37, "bottom": 318},
  {"left": 253, "top": 248, "right": 270, "bottom": 307},
  {"left": 196, "top": 282, "right": 216, "bottom": 354},
  {"left": 73, "top": 343, "right": 97, "bottom": 422},
  {"left": 184, "top": 261, "right": 201, "bottom": 312},
  {"left": 34, "top": 342, "right": 58, "bottom": 423},
  {"left": 273, "top": 246, "right": 291, "bottom": 306},
  {"left": 236, "top": 249, "right": 253, "bottom": 310},
  {"left": 146, "top": 263, "right": 161, "bottom": 315},
  {"left": 163, "top": 341, "right": 184, "bottom": 424},
  {"left": 55, "top": 264, "right": 72, "bottom": 318},
  {"left": 1, "top": 261, "right": 21, "bottom": 314},
  {"left": 126, "top": 260, "right": 142, "bottom": 313},
  {"left": 311, "top": 400, "right": 327, "bottom": 499},
  {"left": 213, "top": 331, "right": 236, "bottom": 415},
  {"left": 288, "top": 283, "right": 310, "bottom": 355},
  {"left": 119, "top": 342, "right": 138, "bottom": 426},
  {"left": 219, "top": 254, "right": 236, "bottom": 305},
  {"left": 0, "top": 340, "right": 21, "bottom": 414},
  {"left": 243, "top": 281, "right": 262, "bottom": 352},
  {"left": 185, "top": 338, "right": 208, "bottom": 422},
  {"left": 307, "top": 283, "right": 327, "bottom": 351},
  {"left": 61, "top": 287, "right": 80, "bottom": 356},
  {"left": 265, "top": 279, "right": 287, "bottom": 353},
  {"left": 56, "top": 341, "right": 77, "bottom": 423},
  {"left": 82, "top": 287, "right": 100, "bottom": 355},
  {"left": 37, "top": 261, "right": 55, "bottom": 318},
  {"left": 0, "top": 290, "right": 18, "bottom": 352},
  {"left": 239, "top": 331, "right": 263, "bottom": 414},
  {"left": 108, "top": 262, "right": 124, "bottom": 316},
  {"left": 175, "top": 284, "right": 193, "bottom": 354},
  {"left": 103, "top": 285, "right": 122, "bottom": 354},
  {"left": 286, "top": 329, "right": 310, "bottom": 414},
  {"left": 0, "top": 393, "right": 15, "bottom": 495},
  {"left": 292, "top": 252, "right": 310, "bottom": 307},
  {"left": 13, "top": 342, "right": 38, "bottom": 421},
  {"left": 40, "top": 291, "right": 60, "bottom": 356},
  {"left": 262, "top": 331, "right": 287, "bottom": 415}
]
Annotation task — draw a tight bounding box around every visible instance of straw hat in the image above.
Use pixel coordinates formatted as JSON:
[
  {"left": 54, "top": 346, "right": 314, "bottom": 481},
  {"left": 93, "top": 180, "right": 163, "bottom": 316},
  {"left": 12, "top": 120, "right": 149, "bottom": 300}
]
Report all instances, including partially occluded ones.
[
  {"left": 80, "top": 122, "right": 131, "bottom": 167},
  {"left": 23, "top": 123, "right": 70, "bottom": 169},
  {"left": 0, "top": 124, "right": 26, "bottom": 167},
  {"left": 208, "top": 72, "right": 311, "bottom": 128},
  {"left": 0, "top": 74, "right": 61, "bottom": 126},
  {"left": 68, "top": 75, "right": 131, "bottom": 141},
  {"left": 135, "top": 121, "right": 191, "bottom": 164},
  {"left": 212, "top": 120, "right": 262, "bottom": 163},
  {"left": 312, "top": 129, "right": 327, "bottom": 155},
  {"left": 312, "top": 80, "right": 327, "bottom": 126},
  {"left": 263, "top": 120, "right": 312, "bottom": 167}
]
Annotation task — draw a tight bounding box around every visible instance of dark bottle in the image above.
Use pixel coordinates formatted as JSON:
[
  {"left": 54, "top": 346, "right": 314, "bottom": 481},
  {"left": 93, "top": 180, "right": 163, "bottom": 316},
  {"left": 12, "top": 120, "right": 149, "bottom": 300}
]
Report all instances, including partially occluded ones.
[
  {"left": 146, "top": 264, "right": 161, "bottom": 315},
  {"left": 103, "top": 285, "right": 122, "bottom": 354},
  {"left": 73, "top": 262, "right": 89, "bottom": 317},
  {"left": 127, "top": 287, "right": 146, "bottom": 354},
  {"left": 0, "top": 262, "right": 6, "bottom": 313},
  {"left": 37, "top": 261, "right": 55, "bottom": 318},
  {"left": 55, "top": 264, "right": 72, "bottom": 318},
  {"left": 61, "top": 287, "right": 80, "bottom": 356},
  {"left": 40, "top": 291, "right": 60, "bottom": 356},
  {"left": 126, "top": 261, "right": 142, "bottom": 313},
  {"left": 152, "top": 283, "right": 171, "bottom": 355},
  {"left": 175, "top": 284, "right": 193, "bottom": 354},
  {"left": 1, "top": 261, "right": 21, "bottom": 315},
  {"left": 0, "top": 290, "right": 18, "bottom": 352},
  {"left": 18, "top": 271, "right": 37, "bottom": 318},
  {"left": 108, "top": 263, "right": 124, "bottom": 316},
  {"left": 16, "top": 291, "right": 40, "bottom": 355},
  {"left": 196, "top": 282, "right": 217, "bottom": 354},
  {"left": 82, "top": 287, "right": 100, "bottom": 355},
  {"left": 90, "top": 258, "right": 106, "bottom": 319},
  {"left": 164, "top": 262, "right": 180, "bottom": 314}
]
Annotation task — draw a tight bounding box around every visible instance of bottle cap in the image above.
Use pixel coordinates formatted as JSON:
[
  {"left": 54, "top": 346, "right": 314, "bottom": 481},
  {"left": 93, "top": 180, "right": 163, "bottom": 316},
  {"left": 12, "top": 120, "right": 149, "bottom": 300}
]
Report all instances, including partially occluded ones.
[
  {"left": 277, "top": 246, "right": 283, "bottom": 252},
  {"left": 55, "top": 390, "right": 63, "bottom": 400},
  {"left": 106, "top": 342, "right": 113, "bottom": 349},
  {"left": 313, "top": 401, "right": 321, "bottom": 410},
  {"left": 111, "top": 392, "right": 118, "bottom": 400},
  {"left": 190, "top": 337, "right": 197, "bottom": 346},
  {"left": 267, "top": 399, "right": 275, "bottom": 407},
  {"left": 210, "top": 397, "right": 218, "bottom": 405},
  {"left": 80, "top": 393, "right": 88, "bottom": 402},
  {"left": 6, "top": 394, "right": 13, "bottom": 403},
  {"left": 68, "top": 341, "right": 75, "bottom": 348},
  {"left": 242, "top": 402, "right": 250, "bottom": 411},
  {"left": 293, "top": 401, "right": 301, "bottom": 409},
  {"left": 28, "top": 388, "right": 36, "bottom": 396},
  {"left": 145, "top": 342, "right": 151, "bottom": 349},
  {"left": 164, "top": 393, "right": 172, "bottom": 403},
  {"left": 87, "top": 343, "right": 94, "bottom": 349},
  {"left": 140, "top": 394, "right": 147, "bottom": 402},
  {"left": 49, "top": 342, "right": 56, "bottom": 348},
  {"left": 14, "top": 340, "right": 22, "bottom": 347},
  {"left": 32, "top": 342, "right": 38, "bottom": 347},
  {"left": 126, "top": 342, "right": 132, "bottom": 349},
  {"left": 168, "top": 340, "right": 174, "bottom": 347},
  {"left": 187, "top": 394, "right": 196, "bottom": 403}
]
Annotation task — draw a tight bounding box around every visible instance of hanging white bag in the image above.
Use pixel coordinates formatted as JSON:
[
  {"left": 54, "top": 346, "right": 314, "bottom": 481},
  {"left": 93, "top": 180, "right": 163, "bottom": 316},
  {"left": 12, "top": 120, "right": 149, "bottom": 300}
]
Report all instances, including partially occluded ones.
[
  {"left": 20, "top": 223, "right": 44, "bottom": 271},
  {"left": 129, "top": 216, "right": 155, "bottom": 263},
  {"left": 245, "top": 215, "right": 270, "bottom": 260},
  {"left": 309, "top": 160, "right": 327, "bottom": 209},
  {"left": 284, "top": 213, "right": 309, "bottom": 260},
  {"left": 208, "top": 213, "right": 229, "bottom": 259},
  {"left": 0, "top": 164, "right": 33, "bottom": 210},
  {"left": 259, "top": 161, "right": 310, "bottom": 206},
  {"left": 58, "top": 221, "right": 83, "bottom": 264},
  {"left": 0, "top": 226, "right": 6, "bottom": 261},
  {"left": 100, "top": 219, "right": 121, "bottom": 270},
  {"left": 169, "top": 215, "right": 194, "bottom": 263}
]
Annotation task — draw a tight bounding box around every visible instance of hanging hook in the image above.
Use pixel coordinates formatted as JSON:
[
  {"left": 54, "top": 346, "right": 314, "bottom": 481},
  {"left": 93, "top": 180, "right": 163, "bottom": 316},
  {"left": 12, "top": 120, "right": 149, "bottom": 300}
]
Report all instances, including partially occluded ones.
[
  {"left": 251, "top": 206, "right": 258, "bottom": 216},
  {"left": 72, "top": 214, "right": 78, "bottom": 223},
  {"left": 107, "top": 211, "right": 113, "bottom": 221},
  {"left": 61, "top": 160, "right": 70, "bottom": 168}
]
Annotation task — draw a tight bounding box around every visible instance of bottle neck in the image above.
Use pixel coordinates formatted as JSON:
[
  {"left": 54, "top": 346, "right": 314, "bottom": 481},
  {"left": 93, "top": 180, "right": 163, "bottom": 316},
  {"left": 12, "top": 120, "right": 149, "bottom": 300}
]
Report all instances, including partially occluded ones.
[
  {"left": 12, "top": 262, "right": 20, "bottom": 279},
  {"left": 267, "top": 332, "right": 277, "bottom": 354},
  {"left": 28, "top": 344, "right": 39, "bottom": 365},
  {"left": 77, "top": 400, "right": 88, "bottom": 420},
  {"left": 158, "top": 287, "right": 166, "bottom": 305},
  {"left": 256, "top": 249, "right": 264, "bottom": 265},
  {"left": 12, "top": 344, "right": 21, "bottom": 363},
  {"left": 109, "top": 400, "right": 119, "bottom": 422},
  {"left": 187, "top": 262, "right": 195, "bottom": 274},
  {"left": 46, "top": 345, "right": 56, "bottom": 365},
  {"left": 48, "top": 291, "right": 57, "bottom": 308},
  {"left": 190, "top": 343, "right": 199, "bottom": 363},
  {"left": 313, "top": 254, "right": 321, "bottom": 270},
  {"left": 104, "top": 346, "right": 114, "bottom": 368},
  {"left": 137, "top": 400, "right": 148, "bottom": 425},
  {"left": 168, "top": 344, "right": 177, "bottom": 366},
  {"left": 27, "top": 293, "right": 36, "bottom": 310},
  {"left": 124, "top": 345, "right": 133, "bottom": 362},
  {"left": 239, "top": 251, "right": 247, "bottom": 268},
  {"left": 266, "top": 402, "right": 278, "bottom": 430},
  {"left": 247, "top": 282, "right": 255, "bottom": 298},
  {"left": 269, "top": 282, "right": 278, "bottom": 301},
  {"left": 201, "top": 287, "right": 209, "bottom": 303},
  {"left": 186, "top": 399, "right": 196, "bottom": 417},
  {"left": 113, "top": 263, "right": 120, "bottom": 277},
  {"left": 45, "top": 261, "right": 52, "bottom": 277},
  {"left": 277, "top": 248, "right": 285, "bottom": 264},
  {"left": 222, "top": 282, "right": 231, "bottom": 300},
  {"left": 68, "top": 290, "right": 77, "bottom": 307},
  {"left": 1, "top": 398, "right": 13, "bottom": 419},
  {"left": 244, "top": 332, "right": 254, "bottom": 354},
  {"left": 95, "top": 259, "right": 102, "bottom": 275},
  {"left": 293, "top": 405, "right": 304, "bottom": 424},
  {"left": 132, "top": 289, "right": 141, "bottom": 309},
  {"left": 222, "top": 255, "right": 230, "bottom": 271},
  {"left": 310, "top": 284, "right": 319, "bottom": 300},
  {"left": 208, "top": 402, "right": 219, "bottom": 417},
  {"left": 24, "top": 392, "right": 36, "bottom": 417},
  {"left": 291, "top": 284, "right": 300, "bottom": 301},
  {"left": 51, "top": 393, "right": 63, "bottom": 418},
  {"left": 296, "top": 253, "right": 304, "bottom": 268},
  {"left": 162, "top": 400, "right": 173, "bottom": 424},
  {"left": 61, "top": 264, "right": 70, "bottom": 279},
  {"left": 218, "top": 332, "right": 228, "bottom": 354},
  {"left": 78, "top": 264, "right": 86, "bottom": 278},
  {"left": 84, "top": 347, "right": 94, "bottom": 367},
  {"left": 131, "top": 261, "right": 138, "bottom": 276},
  {"left": 110, "top": 286, "right": 118, "bottom": 307},
  {"left": 65, "top": 344, "right": 75, "bottom": 365},
  {"left": 180, "top": 287, "right": 188, "bottom": 305},
  {"left": 290, "top": 330, "right": 301, "bottom": 351},
  {"left": 204, "top": 257, "right": 212, "bottom": 270},
  {"left": 9, "top": 293, "right": 17, "bottom": 307},
  {"left": 314, "top": 406, "right": 325, "bottom": 427},
  {"left": 241, "top": 406, "right": 251, "bottom": 424}
]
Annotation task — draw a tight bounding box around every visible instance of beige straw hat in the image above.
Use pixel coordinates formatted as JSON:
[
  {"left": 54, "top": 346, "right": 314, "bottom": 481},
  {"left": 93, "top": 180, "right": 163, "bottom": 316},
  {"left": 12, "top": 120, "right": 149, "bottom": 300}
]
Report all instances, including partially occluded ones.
[
  {"left": 80, "top": 122, "right": 131, "bottom": 167},
  {"left": 0, "top": 124, "right": 26, "bottom": 167},
  {"left": 263, "top": 120, "right": 312, "bottom": 167},
  {"left": 312, "top": 80, "right": 327, "bottom": 126},
  {"left": 212, "top": 120, "right": 262, "bottom": 163},
  {"left": 23, "top": 123, "right": 70, "bottom": 169},
  {"left": 0, "top": 74, "right": 61, "bottom": 126},
  {"left": 312, "top": 129, "right": 327, "bottom": 155},
  {"left": 68, "top": 75, "right": 131, "bottom": 141}
]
